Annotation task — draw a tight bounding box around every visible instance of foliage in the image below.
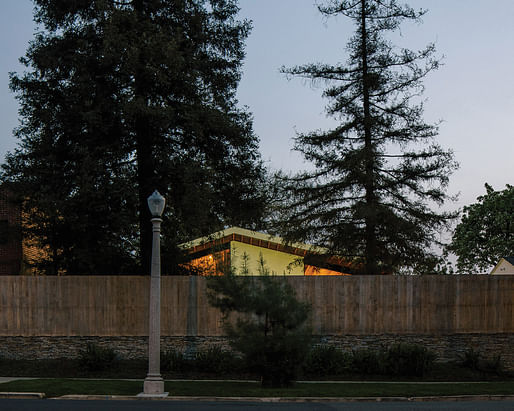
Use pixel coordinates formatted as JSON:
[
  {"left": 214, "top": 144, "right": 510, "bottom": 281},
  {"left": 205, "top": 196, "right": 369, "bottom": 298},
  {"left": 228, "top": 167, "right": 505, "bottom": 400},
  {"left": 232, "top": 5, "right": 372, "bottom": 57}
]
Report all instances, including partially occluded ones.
[
  {"left": 460, "top": 347, "right": 482, "bottom": 371},
  {"left": 161, "top": 348, "right": 189, "bottom": 374},
  {"left": 2, "top": 0, "right": 268, "bottom": 275},
  {"left": 302, "top": 344, "right": 435, "bottom": 377},
  {"left": 383, "top": 343, "right": 436, "bottom": 377},
  {"left": 78, "top": 343, "right": 119, "bottom": 372},
  {"left": 161, "top": 346, "right": 241, "bottom": 374},
  {"left": 207, "top": 255, "right": 312, "bottom": 387},
  {"left": 459, "top": 348, "right": 504, "bottom": 376},
  {"left": 350, "top": 349, "right": 384, "bottom": 375},
  {"left": 193, "top": 346, "right": 242, "bottom": 374},
  {"left": 275, "top": 0, "right": 457, "bottom": 274},
  {"left": 448, "top": 184, "right": 513, "bottom": 273},
  {"left": 303, "top": 345, "right": 352, "bottom": 376}
]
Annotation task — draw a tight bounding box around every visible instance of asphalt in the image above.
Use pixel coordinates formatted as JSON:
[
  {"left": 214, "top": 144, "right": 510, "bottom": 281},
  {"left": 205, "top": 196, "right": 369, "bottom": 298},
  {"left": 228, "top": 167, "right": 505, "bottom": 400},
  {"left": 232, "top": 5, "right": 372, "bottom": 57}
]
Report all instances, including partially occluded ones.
[{"left": 1, "top": 377, "right": 514, "bottom": 403}]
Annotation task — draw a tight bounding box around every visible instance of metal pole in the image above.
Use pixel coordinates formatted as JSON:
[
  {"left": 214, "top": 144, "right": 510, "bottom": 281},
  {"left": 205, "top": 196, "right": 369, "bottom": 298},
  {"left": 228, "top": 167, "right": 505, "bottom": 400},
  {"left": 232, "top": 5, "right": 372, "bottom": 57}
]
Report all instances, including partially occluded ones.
[{"left": 142, "top": 216, "right": 166, "bottom": 396}]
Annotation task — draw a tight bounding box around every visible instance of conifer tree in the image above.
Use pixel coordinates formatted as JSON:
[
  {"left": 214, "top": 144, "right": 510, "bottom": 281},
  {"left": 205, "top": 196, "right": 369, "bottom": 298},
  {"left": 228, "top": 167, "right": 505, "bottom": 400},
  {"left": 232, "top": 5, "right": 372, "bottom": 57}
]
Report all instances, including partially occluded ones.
[
  {"left": 2, "top": 0, "right": 267, "bottom": 274},
  {"left": 207, "top": 255, "right": 311, "bottom": 387},
  {"left": 277, "top": 0, "right": 457, "bottom": 274}
]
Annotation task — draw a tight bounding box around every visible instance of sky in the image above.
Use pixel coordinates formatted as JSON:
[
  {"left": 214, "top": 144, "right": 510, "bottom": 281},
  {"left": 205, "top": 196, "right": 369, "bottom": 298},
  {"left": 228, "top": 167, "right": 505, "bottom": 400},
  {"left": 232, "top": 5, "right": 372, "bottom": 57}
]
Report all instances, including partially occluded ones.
[{"left": 0, "top": 0, "right": 513, "bottom": 218}]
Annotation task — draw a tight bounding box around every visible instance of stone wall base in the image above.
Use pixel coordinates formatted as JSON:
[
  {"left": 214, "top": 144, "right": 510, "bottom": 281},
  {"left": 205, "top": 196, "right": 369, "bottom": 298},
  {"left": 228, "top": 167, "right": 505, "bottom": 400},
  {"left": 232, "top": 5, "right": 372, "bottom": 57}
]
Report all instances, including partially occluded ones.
[{"left": 1, "top": 334, "right": 513, "bottom": 370}]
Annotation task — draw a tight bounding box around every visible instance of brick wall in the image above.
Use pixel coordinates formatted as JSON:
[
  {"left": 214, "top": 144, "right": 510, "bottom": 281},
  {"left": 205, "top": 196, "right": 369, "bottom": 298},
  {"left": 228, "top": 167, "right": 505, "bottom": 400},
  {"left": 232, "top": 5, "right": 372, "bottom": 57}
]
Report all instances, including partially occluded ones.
[{"left": 0, "top": 188, "right": 21, "bottom": 275}]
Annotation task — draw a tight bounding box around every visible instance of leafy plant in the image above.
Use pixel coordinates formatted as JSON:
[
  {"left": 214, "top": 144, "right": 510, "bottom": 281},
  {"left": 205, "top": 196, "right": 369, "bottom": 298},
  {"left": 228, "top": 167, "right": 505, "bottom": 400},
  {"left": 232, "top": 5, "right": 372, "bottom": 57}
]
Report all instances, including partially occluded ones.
[
  {"left": 194, "top": 346, "right": 242, "bottom": 375},
  {"left": 448, "top": 183, "right": 513, "bottom": 273},
  {"left": 303, "top": 345, "right": 352, "bottom": 377},
  {"left": 460, "top": 348, "right": 481, "bottom": 371},
  {"left": 384, "top": 343, "right": 436, "bottom": 377},
  {"left": 78, "top": 343, "right": 119, "bottom": 372},
  {"left": 483, "top": 355, "right": 504, "bottom": 376},
  {"left": 351, "top": 349, "right": 384, "bottom": 375},
  {"left": 161, "top": 349, "right": 189, "bottom": 373}
]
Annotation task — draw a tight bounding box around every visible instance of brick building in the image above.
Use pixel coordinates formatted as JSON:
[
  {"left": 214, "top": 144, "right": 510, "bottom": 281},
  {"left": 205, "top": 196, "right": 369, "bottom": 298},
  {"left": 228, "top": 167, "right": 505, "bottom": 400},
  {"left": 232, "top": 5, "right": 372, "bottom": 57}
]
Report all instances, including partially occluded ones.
[{"left": 0, "top": 187, "right": 22, "bottom": 275}]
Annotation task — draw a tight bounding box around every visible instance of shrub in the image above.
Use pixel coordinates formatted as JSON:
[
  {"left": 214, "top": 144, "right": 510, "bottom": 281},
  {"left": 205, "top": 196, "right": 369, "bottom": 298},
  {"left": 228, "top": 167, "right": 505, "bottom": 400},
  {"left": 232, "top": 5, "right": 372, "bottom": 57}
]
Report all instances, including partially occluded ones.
[
  {"left": 78, "top": 343, "right": 119, "bottom": 372},
  {"left": 161, "top": 349, "right": 189, "bottom": 373},
  {"left": 194, "top": 346, "right": 241, "bottom": 374},
  {"left": 482, "top": 355, "right": 504, "bottom": 376},
  {"left": 207, "top": 254, "right": 312, "bottom": 387},
  {"left": 351, "top": 349, "right": 384, "bottom": 375},
  {"left": 303, "top": 345, "right": 352, "bottom": 376},
  {"left": 384, "top": 343, "right": 436, "bottom": 377},
  {"left": 460, "top": 347, "right": 481, "bottom": 371},
  {"left": 459, "top": 347, "right": 504, "bottom": 376}
]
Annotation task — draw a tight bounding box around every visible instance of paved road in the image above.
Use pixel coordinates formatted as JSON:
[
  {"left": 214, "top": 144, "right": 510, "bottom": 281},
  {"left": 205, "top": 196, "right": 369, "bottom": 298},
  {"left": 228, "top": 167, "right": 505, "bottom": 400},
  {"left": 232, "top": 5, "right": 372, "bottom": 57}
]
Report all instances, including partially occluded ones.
[{"left": 2, "top": 400, "right": 514, "bottom": 411}]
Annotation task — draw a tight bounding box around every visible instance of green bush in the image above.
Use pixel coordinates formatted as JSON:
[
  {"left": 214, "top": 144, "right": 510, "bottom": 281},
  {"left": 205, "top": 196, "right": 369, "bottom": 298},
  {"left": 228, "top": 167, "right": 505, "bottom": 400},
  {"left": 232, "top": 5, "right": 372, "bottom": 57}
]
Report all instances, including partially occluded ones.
[
  {"left": 460, "top": 347, "right": 481, "bottom": 371},
  {"left": 384, "top": 343, "right": 436, "bottom": 377},
  {"left": 351, "top": 349, "right": 384, "bottom": 375},
  {"left": 482, "top": 355, "right": 504, "bottom": 376},
  {"left": 303, "top": 345, "right": 352, "bottom": 376},
  {"left": 161, "top": 349, "right": 189, "bottom": 373},
  {"left": 459, "top": 347, "right": 504, "bottom": 376},
  {"left": 78, "top": 343, "right": 119, "bottom": 372},
  {"left": 194, "top": 346, "right": 241, "bottom": 374}
]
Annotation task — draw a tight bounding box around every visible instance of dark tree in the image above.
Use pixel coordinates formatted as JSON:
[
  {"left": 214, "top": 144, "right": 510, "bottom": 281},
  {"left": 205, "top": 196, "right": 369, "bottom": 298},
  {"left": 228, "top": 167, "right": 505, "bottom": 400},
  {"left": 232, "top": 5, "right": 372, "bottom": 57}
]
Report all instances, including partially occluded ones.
[
  {"left": 207, "top": 256, "right": 311, "bottom": 387},
  {"left": 276, "top": 0, "right": 457, "bottom": 274},
  {"left": 2, "top": 0, "right": 267, "bottom": 274},
  {"left": 448, "top": 184, "right": 513, "bottom": 273}
]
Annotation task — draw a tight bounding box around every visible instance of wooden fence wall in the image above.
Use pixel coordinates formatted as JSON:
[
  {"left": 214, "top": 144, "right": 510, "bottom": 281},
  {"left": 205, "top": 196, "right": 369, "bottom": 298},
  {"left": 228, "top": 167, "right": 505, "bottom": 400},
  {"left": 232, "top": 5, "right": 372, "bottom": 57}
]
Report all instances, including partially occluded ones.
[{"left": 0, "top": 275, "right": 513, "bottom": 337}]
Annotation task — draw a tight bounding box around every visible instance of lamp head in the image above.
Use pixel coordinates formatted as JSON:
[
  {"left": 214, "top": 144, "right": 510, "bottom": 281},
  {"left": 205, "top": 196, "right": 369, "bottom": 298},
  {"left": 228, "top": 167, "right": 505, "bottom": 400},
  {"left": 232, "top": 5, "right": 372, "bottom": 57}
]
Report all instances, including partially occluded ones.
[{"left": 147, "top": 190, "right": 165, "bottom": 217}]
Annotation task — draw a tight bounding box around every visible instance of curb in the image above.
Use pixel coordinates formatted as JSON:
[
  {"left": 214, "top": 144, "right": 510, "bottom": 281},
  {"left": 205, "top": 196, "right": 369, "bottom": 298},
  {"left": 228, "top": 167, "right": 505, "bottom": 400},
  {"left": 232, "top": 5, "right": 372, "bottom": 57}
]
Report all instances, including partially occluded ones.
[
  {"left": 52, "top": 394, "right": 514, "bottom": 402},
  {"left": 0, "top": 392, "right": 45, "bottom": 399}
]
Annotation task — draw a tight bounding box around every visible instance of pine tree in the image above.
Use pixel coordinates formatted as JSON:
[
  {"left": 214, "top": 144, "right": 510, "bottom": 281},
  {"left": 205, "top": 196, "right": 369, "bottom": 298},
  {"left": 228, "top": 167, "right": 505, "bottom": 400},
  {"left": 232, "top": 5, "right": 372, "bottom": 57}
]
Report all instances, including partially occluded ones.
[
  {"left": 207, "top": 255, "right": 311, "bottom": 387},
  {"left": 277, "top": 0, "right": 457, "bottom": 275},
  {"left": 2, "top": 0, "right": 267, "bottom": 274}
]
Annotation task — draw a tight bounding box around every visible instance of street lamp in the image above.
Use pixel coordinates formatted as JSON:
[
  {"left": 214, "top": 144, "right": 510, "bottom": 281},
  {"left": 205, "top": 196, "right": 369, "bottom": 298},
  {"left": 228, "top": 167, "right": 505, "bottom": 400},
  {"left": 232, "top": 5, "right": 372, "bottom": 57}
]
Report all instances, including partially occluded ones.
[{"left": 141, "top": 190, "right": 168, "bottom": 397}]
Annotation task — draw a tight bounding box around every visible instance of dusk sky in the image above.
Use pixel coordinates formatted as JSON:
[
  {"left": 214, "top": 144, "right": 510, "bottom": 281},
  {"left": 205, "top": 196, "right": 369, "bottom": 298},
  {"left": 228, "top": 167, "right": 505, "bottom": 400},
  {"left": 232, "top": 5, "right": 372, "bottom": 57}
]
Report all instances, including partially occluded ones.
[{"left": 1, "top": 0, "right": 513, "bottom": 218}]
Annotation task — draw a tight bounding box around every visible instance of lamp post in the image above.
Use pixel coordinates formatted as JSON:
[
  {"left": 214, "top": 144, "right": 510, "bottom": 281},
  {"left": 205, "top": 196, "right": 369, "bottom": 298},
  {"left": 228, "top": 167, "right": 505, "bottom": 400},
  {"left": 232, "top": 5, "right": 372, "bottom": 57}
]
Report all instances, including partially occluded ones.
[{"left": 142, "top": 190, "right": 168, "bottom": 397}]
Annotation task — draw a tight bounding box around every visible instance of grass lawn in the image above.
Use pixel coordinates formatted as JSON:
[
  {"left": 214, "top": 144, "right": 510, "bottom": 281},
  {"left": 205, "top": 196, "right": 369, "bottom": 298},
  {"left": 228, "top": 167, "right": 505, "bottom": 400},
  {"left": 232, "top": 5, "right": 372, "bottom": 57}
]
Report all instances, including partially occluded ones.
[{"left": 1, "top": 379, "right": 514, "bottom": 398}]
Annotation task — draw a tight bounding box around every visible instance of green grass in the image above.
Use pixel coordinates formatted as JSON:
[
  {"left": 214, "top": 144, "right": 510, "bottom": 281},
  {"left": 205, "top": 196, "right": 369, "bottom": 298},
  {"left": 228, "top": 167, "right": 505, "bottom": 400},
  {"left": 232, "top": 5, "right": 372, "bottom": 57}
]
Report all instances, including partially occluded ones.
[
  {"left": 0, "top": 379, "right": 142, "bottom": 398},
  {"left": 1, "top": 379, "right": 514, "bottom": 398}
]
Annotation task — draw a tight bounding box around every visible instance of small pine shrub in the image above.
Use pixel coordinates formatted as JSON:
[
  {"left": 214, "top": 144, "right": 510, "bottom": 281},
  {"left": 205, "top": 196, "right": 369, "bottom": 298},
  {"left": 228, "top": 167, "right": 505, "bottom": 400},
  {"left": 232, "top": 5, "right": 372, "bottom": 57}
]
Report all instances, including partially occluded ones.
[
  {"left": 79, "top": 343, "right": 119, "bottom": 372},
  {"left": 207, "top": 256, "right": 312, "bottom": 388}
]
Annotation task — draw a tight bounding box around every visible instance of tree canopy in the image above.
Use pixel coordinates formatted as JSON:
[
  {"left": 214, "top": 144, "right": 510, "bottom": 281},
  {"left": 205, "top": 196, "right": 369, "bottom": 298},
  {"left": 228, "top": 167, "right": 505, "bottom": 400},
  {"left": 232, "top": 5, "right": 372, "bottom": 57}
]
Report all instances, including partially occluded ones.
[
  {"left": 448, "top": 184, "right": 513, "bottom": 273},
  {"left": 2, "top": 0, "right": 267, "bottom": 274},
  {"left": 275, "top": 0, "right": 457, "bottom": 274}
]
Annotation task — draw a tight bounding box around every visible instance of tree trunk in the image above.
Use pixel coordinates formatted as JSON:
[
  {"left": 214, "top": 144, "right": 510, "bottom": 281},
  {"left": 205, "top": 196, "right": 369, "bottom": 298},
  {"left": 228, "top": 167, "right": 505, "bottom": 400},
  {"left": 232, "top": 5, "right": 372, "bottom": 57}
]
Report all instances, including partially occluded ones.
[
  {"left": 134, "top": 0, "right": 153, "bottom": 275},
  {"left": 360, "top": 0, "right": 378, "bottom": 275}
]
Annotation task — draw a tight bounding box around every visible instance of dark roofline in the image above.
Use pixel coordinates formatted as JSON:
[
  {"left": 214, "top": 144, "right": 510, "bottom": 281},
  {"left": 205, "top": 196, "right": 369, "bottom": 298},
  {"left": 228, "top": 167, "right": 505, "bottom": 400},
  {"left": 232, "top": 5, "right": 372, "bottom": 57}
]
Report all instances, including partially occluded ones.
[{"left": 182, "top": 232, "right": 311, "bottom": 258}]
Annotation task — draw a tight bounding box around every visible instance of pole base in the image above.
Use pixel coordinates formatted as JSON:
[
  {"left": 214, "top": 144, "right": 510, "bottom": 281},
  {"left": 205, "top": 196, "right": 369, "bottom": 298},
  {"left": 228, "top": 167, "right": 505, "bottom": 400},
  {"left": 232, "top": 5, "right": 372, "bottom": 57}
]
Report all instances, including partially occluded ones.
[{"left": 139, "top": 375, "right": 168, "bottom": 397}]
